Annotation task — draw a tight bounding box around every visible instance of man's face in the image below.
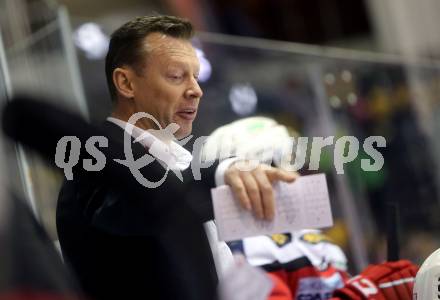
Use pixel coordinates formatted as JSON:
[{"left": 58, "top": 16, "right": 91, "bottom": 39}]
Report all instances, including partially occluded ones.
[{"left": 130, "top": 33, "right": 202, "bottom": 139}]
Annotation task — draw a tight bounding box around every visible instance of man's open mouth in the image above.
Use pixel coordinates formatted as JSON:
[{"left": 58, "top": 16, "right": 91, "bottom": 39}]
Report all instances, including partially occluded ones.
[{"left": 176, "top": 109, "right": 197, "bottom": 120}]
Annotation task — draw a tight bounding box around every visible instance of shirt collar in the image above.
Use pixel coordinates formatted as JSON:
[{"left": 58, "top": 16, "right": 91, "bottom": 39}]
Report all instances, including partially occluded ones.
[{"left": 107, "top": 117, "right": 192, "bottom": 170}]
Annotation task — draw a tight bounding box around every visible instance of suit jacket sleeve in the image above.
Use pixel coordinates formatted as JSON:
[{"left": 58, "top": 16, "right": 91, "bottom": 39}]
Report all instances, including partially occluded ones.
[{"left": 67, "top": 129, "right": 220, "bottom": 237}]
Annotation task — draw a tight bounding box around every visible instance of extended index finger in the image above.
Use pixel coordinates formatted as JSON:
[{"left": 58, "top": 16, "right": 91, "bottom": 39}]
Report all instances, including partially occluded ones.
[{"left": 266, "top": 167, "right": 299, "bottom": 183}]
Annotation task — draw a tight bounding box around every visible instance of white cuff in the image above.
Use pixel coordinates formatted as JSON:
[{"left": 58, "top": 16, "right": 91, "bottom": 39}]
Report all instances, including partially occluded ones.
[{"left": 215, "top": 157, "right": 240, "bottom": 186}]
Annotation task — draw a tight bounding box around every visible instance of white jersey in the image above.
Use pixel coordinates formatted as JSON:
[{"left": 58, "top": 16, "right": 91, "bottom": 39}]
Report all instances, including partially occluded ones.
[{"left": 230, "top": 229, "right": 347, "bottom": 271}]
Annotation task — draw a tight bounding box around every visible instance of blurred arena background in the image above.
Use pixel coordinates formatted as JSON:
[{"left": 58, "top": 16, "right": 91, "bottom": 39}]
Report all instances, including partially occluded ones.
[{"left": 2, "top": 0, "right": 440, "bottom": 275}]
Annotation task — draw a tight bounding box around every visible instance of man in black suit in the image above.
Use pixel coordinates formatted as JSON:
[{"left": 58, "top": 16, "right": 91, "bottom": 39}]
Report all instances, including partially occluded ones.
[{"left": 57, "top": 15, "right": 297, "bottom": 300}]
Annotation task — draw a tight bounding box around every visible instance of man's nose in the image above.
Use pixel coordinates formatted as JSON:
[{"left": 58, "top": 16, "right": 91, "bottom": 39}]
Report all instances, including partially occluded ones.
[{"left": 185, "top": 78, "right": 203, "bottom": 99}]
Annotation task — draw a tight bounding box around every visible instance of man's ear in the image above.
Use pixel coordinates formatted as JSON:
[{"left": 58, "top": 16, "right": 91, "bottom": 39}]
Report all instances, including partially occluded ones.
[{"left": 113, "top": 67, "right": 135, "bottom": 99}]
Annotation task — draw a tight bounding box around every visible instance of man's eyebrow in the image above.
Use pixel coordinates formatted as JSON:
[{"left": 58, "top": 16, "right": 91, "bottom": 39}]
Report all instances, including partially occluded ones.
[
  {"left": 167, "top": 60, "right": 199, "bottom": 73},
  {"left": 166, "top": 61, "right": 187, "bottom": 68}
]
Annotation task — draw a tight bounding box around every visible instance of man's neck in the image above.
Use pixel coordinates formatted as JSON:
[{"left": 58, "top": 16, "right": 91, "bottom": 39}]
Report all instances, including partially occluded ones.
[{"left": 110, "top": 110, "right": 172, "bottom": 145}]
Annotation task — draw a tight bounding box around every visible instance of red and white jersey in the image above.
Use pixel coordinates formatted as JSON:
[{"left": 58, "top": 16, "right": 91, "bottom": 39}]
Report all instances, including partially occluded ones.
[
  {"left": 229, "top": 229, "right": 349, "bottom": 299},
  {"left": 331, "top": 260, "right": 417, "bottom": 300}
]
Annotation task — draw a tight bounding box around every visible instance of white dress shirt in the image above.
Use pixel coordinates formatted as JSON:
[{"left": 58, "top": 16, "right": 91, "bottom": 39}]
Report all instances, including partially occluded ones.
[{"left": 107, "top": 117, "right": 192, "bottom": 170}]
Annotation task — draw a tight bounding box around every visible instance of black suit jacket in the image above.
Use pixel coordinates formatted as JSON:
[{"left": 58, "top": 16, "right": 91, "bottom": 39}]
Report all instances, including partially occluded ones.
[{"left": 57, "top": 121, "right": 219, "bottom": 300}]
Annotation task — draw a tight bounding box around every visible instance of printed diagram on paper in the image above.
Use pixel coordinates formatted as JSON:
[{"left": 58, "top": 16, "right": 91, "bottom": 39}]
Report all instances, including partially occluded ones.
[{"left": 212, "top": 173, "right": 333, "bottom": 241}]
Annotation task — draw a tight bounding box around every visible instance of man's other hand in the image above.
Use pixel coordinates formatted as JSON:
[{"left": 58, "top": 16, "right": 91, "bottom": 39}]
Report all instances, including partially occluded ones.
[{"left": 224, "top": 162, "right": 298, "bottom": 221}]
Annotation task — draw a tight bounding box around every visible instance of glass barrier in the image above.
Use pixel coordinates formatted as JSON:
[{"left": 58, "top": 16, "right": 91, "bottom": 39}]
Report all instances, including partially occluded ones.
[
  {"left": 2, "top": 3, "right": 440, "bottom": 275},
  {"left": 0, "top": 1, "right": 87, "bottom": 241}
]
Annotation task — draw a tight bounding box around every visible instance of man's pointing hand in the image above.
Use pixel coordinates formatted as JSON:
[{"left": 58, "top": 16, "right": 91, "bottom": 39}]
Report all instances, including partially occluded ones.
[{"left": 224, "top": 162, "right": 298, "bottom": 221}]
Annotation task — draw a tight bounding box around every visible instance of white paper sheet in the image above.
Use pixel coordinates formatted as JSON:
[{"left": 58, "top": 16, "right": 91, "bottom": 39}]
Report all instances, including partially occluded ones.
[{"left": 212, "top": 173, "right": 333, "bottom": 241}]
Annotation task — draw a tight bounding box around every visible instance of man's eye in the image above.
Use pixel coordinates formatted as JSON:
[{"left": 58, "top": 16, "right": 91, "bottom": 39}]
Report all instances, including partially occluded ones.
[{"left": 169, "top": 74, "right": 183, "bottom": 81}]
